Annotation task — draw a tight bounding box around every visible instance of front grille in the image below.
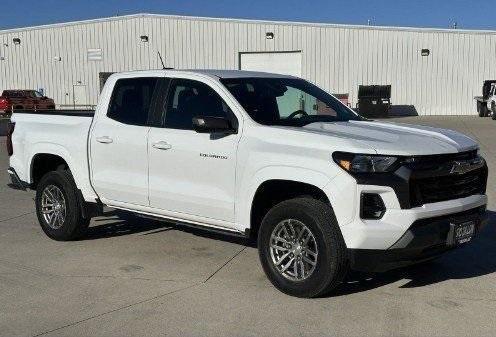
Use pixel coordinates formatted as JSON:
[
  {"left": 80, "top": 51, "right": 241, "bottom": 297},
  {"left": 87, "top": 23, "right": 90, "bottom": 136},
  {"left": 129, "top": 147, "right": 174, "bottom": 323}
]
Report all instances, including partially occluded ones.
[
  {"left": 408, "top": 151, "right": 487, "bottom": 207},
  {"left": 411, "top": 170, "right": 485, "bottom": 206}
]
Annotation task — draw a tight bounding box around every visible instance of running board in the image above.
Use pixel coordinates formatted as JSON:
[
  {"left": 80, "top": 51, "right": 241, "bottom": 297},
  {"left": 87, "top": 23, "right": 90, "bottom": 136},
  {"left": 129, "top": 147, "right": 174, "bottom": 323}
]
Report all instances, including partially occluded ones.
[{"left": 127, "top": 211, "right": 249, "bottom": 239}]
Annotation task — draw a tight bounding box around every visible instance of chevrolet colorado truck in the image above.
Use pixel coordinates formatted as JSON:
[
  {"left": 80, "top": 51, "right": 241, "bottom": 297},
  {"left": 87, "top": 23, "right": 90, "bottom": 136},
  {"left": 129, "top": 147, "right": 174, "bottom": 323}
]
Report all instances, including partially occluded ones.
[{"left": 7, "top": 70, "right": 489, "bottom": 297}]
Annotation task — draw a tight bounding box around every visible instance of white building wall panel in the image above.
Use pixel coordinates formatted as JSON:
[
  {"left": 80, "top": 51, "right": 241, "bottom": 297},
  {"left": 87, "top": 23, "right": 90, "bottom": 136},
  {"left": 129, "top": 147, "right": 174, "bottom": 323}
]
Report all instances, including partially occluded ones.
[{"left": 1, "top": 14, "right": 495, "bottom": 115}]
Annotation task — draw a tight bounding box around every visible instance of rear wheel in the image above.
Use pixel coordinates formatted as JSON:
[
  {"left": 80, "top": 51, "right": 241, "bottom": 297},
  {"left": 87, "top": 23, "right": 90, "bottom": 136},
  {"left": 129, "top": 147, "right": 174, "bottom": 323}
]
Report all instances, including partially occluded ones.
[
  {"left": 35, "top": 170, "right": 89, "bottom": 241},
  {"left": 258, "top": 197, "right": 348, "bottom": 298}
]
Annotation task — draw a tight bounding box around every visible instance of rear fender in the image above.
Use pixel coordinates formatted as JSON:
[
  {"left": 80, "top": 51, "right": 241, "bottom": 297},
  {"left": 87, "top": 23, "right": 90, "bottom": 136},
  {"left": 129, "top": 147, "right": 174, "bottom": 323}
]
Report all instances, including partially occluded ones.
[{"left": 26, "top": 143, "right": 97, "bottom": 201}]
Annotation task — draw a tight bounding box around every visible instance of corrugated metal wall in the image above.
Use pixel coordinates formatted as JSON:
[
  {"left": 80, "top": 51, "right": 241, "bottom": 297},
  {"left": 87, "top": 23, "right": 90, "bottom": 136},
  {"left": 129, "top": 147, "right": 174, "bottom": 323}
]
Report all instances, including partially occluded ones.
[{"left": 1, "top": 14, "right": 495, "bottom": 115}]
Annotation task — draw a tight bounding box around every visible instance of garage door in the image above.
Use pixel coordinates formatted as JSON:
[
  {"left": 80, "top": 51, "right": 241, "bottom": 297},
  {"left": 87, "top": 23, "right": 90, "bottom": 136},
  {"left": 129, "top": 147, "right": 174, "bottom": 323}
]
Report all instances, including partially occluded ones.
[{"left": 239, "top": 52, "right": 302, "bottom": 77}]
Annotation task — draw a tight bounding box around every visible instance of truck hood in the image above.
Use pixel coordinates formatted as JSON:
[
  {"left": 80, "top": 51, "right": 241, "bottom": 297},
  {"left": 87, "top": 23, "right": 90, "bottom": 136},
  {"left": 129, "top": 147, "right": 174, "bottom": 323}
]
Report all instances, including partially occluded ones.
[{"left": 302, "top": 120, "right": 478, "bottom": 156}]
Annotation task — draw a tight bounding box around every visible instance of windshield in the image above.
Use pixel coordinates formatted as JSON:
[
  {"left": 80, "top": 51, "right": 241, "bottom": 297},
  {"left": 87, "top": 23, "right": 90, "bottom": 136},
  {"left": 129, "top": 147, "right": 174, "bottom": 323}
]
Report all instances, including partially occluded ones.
[{"left": 220, "top": 77, "right": 362, "bottom": 126}]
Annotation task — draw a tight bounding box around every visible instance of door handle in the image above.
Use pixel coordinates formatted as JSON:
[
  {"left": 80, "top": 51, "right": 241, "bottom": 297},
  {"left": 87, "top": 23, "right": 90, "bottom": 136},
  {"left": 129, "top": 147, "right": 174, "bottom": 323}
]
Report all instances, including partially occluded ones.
[
  {"left": 152, "top": 141, "right": 172, "bottom": 150},
  {"left": 96, "top": 136, "right": 113, "bottom": 144}
]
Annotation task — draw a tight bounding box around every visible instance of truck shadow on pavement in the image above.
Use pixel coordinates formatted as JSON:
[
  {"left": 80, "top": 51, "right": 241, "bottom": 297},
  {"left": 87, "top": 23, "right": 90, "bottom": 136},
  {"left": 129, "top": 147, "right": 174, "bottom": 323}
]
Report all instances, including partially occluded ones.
[
  {"left": 83, "top": 208, "right": 496, "bottom": 296},
  {"left": 82, "top": 209, "right": 173, "bottom": 240},
  {"left": 333, "top": 210, "right": 496, "bottom": 297},
  {"left": 83, "top": 209, "right": 256, "bottom": 246}
]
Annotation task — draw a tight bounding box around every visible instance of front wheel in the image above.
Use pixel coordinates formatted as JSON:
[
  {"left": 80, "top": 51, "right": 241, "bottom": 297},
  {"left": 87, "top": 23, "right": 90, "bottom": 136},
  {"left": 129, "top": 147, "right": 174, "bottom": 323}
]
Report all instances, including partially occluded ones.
[
  {"left": 258, "top": 197, "right": 348, "bottom": 298},
  {"left": 35, "top": 170, "right": 90, "bottom": 241}
]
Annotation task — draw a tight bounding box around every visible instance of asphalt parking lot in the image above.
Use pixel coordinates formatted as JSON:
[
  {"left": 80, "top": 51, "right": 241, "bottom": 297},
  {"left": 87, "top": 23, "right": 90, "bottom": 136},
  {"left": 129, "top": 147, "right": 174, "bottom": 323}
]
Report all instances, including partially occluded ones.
[{"left": 1, "top": 116, "right": 495, "bottom": 337}]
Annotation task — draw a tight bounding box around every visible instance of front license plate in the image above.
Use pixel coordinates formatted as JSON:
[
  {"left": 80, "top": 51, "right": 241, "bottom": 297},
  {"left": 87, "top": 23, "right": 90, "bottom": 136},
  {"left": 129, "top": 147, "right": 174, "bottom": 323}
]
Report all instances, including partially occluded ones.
[{"left": 448, "top": 220, "right": 476, "bottom": 245}]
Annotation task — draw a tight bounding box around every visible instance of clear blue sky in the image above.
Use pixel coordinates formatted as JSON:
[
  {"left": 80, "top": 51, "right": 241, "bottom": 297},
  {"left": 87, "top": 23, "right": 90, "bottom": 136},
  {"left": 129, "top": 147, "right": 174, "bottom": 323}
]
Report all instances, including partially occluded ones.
[{"left": 0, "top": 0, "right": 490, "bottom": 31}]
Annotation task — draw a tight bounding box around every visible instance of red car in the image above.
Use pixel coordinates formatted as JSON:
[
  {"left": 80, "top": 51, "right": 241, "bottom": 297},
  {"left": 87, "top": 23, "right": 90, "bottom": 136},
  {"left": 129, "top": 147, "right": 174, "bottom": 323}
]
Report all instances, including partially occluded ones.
[{"left": 0, "top": 90, "right": 55, "bottom": 115}]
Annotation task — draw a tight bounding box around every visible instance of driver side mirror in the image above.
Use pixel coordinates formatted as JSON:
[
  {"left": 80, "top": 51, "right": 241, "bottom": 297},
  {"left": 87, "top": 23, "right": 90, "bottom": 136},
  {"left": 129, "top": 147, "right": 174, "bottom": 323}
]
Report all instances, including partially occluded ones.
[{"left": 192, "top": 116, "right": 237, "bottom": 134}]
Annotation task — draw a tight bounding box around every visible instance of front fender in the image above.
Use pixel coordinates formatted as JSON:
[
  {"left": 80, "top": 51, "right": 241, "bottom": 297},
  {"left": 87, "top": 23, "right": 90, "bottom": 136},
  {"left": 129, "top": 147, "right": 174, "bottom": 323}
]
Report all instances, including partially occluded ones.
[{"left": 235, "top": 165, "right": 333, "bottom": 232}]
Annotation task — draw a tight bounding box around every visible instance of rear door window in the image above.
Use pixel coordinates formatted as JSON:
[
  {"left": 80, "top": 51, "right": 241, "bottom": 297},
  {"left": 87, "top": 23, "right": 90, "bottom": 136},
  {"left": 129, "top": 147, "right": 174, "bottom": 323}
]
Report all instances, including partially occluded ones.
[{"left": 107, "top": 77, "right": 159, "bottom": 126}]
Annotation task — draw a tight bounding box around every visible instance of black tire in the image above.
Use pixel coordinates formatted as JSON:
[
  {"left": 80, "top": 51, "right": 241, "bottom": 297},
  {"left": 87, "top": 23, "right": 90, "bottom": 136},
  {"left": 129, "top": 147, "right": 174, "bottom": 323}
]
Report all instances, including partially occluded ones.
[
  {"left": 258, "top": 197, "right": 348, "bottom": 298},
  {"left": 35, "top": 170, "right": 90, "bottom": 241},
  {"left": 492, "top": 102, "right": 496, "bottom": 120}
]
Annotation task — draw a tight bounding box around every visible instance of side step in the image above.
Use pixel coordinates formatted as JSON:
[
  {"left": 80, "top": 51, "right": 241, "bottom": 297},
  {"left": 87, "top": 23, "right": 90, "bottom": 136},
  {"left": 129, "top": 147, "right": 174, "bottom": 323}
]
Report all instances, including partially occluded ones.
[{"left": 133, "top": 212, "right": 250, "bottom": 239}]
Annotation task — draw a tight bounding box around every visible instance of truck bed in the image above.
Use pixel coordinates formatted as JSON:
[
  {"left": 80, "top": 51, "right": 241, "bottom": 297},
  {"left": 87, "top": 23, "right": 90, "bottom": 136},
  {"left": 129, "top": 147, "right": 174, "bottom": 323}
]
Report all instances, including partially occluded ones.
[{"left": 9, "top": 109, "right": 97, "bottom": 201}]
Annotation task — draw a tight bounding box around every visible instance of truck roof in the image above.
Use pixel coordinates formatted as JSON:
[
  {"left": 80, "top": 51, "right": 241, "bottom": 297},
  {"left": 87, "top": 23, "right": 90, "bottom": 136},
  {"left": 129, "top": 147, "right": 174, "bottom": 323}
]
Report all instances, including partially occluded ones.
[
  {"left": 115, "top": 69, "right": 296, "bottom": 79},
  {"left": 184, "top": 69, "right": 296, "bottom": 79}
]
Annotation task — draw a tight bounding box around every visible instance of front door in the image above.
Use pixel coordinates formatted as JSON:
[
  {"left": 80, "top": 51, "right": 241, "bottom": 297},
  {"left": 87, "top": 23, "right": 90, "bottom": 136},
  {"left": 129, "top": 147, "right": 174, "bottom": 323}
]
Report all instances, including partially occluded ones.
[
  {"left": 148, "top": 78, "right": 240, "bottom": 225},
  {"left": 90, "top": 77, "right": 159, "bottom": 206}
]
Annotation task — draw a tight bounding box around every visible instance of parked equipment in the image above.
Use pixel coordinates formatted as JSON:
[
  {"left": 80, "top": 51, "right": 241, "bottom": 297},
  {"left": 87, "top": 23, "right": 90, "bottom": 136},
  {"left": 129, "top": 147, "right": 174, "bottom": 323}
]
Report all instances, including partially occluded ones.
[
  {"left": 485, "top": 83, "right": 496, "bottom": 120},
  {"left": 474, "top": 80, "right": 496, "bottom": 117},
  {"left": 356, "top": 85, "right": 391, "bottom": 118}
]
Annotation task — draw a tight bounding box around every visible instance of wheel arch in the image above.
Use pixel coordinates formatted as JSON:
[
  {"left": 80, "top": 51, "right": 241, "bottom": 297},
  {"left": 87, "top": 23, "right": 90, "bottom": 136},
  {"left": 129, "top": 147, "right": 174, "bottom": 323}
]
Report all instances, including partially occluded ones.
[
  {"left": 30, "top": 153, "right": 71, "bottom": 188},
  {"left": 30, "top": 152, "right": 102, "bottom": 219},
  {"left": 26, "top": 144, "right": 78, "bottom": 189},
  {"left": 240, "top": 166, "right": 332, "bottom": 240}
]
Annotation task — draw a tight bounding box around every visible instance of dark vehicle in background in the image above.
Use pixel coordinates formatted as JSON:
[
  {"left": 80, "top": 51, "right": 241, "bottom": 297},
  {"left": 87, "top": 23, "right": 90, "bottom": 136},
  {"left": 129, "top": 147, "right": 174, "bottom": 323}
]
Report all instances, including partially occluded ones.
[
  {"left": 356, "top": 85, "right": 391, "bottom": 118},
  {"left": 474, "top": 80, "right": 496, "bottom": 117},
  {"left": 0, "top": 90, "right": 55, "bottom": 116}
]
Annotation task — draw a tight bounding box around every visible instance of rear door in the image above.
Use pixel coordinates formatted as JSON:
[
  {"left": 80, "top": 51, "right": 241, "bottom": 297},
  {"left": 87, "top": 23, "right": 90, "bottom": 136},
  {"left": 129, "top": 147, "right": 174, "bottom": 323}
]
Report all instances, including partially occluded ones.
[{"left": 89, "top": 77, "right": 161, "bottom": 206}]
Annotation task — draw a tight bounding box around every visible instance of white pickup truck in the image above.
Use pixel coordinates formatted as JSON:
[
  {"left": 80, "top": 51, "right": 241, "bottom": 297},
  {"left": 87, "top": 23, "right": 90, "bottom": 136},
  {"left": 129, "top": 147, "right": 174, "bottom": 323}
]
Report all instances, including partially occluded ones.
[{"left": 7, "top": 70, "right": 488, "bottom": 297}]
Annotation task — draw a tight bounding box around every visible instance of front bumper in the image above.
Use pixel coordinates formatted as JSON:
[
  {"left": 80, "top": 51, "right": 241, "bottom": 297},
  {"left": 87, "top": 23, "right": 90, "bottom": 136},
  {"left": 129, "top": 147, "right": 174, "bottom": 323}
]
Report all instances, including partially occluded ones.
[
  {"left": 348, "top": 205, "right": 488, "bottom": 272},
  {"left": 338, "top": 185, "right": 488, "bottom": 250}
]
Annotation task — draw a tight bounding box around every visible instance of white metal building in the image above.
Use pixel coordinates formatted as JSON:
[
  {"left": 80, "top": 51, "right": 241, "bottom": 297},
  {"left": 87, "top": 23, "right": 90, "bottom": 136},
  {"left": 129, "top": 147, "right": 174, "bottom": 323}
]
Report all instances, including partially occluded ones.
[{"left": 1, "top": 13, "right": 495, "bottom": 115}]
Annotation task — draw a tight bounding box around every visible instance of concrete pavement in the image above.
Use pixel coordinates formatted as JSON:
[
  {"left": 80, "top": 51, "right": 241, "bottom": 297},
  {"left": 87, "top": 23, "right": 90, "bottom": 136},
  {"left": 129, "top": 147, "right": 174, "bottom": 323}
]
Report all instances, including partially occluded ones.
[{"left": 0, "top": 116, "right": 495, "bottom": 337}]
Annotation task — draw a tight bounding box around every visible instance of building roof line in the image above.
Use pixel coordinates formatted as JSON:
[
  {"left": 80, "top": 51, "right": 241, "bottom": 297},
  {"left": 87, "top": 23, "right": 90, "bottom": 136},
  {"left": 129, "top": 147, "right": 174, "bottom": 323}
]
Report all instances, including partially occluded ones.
[{"left": 1, "top": 12, "right": 496, "bottom": 35}]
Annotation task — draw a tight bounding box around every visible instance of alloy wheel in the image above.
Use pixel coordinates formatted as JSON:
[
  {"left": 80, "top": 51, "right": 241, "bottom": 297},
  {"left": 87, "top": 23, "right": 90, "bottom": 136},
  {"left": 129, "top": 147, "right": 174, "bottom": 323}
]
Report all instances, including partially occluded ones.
[
  {"left": 41, "top": 185, "right": 67, "bottom": 229},
  {"left": 269, "top": 219, "right": 318, "bottom": 281}
]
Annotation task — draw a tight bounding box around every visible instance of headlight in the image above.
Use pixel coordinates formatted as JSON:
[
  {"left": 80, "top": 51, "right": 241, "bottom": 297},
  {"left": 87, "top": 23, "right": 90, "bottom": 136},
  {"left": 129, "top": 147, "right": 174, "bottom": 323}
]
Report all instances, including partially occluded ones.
[{"left": 333, "top": 152, "right": 398, "bottom": 173}]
